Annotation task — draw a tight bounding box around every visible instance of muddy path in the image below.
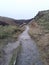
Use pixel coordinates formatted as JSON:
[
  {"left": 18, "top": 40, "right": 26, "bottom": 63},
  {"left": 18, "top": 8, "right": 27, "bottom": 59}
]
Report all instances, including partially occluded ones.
[
  {"left": 1, "top": 26, "right": 44, "bottom": 65},
  {"left": 15, "top": 26, "right": 43, "bottom": 65}
]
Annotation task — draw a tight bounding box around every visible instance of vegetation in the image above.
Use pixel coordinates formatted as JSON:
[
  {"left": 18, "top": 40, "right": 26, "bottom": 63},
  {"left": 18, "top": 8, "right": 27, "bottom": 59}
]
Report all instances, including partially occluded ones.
[
  {"left": 0, "top": 25, "right": 23, "bottom": 39},
  {"left": 35, "top": 10, "right": 49, "bottom": 32},
  {"left": 0, "top": 25, "right": 24, "bottom": 65},
  {"left": 0, "top": 25, "right": 23, "bottom": 49},
  {"left": 29, "top": 10, "right": 49, "bottom": 65}
]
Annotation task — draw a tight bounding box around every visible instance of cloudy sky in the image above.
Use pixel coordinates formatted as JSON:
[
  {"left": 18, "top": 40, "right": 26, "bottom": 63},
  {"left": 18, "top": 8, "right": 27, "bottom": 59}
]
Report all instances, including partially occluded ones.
[{"left": 0, "top": 0, "right": 49, "bottom": 19}]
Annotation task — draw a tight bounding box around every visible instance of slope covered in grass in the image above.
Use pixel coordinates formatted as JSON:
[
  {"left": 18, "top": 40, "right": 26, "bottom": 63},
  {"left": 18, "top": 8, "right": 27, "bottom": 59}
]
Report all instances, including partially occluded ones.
[
  {"left": 29, "top": 10, "right": 49, "bottom": 65},
  {"left": 34, "top": 10, "right": 49, "bottom": 32}
]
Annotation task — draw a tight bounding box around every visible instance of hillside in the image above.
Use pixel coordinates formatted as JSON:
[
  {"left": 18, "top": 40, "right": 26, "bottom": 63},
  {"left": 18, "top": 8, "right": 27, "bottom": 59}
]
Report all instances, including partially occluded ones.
[
  {"left": 0, "top": 16, "right": 32, "bottom": 26},
  {"left": 0, "top": 16, "right": 17, "bottom": 25},
  {"left": 29, "top": 10, "right": 49, "bottom": 65},
  {"left": 34, "top": 10, "right": 49, "bottom": 31}
]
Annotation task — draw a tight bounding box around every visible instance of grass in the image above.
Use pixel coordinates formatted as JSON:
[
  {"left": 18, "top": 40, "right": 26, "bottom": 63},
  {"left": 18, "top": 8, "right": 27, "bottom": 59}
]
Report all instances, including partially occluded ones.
[
  {"left": 0, "top": 25, "right": 24, "bottom": 47},
  {"left": 29, "top": 22, "right": 49, "bottom": 65},
  {"left": 0, "top": 25, "right": 23, "bottom": 51},
  {"left": 33, "top": 11, "right": 49, "bottom": 65},
  {"left": 0, "top": 25, "right": 24, "bottom": 65},
  {"left": 0, "top": 25, "right": 23, "bottom": 39},
  {"left": 35, "top": 11, "right": 49, "bottom": 32}
]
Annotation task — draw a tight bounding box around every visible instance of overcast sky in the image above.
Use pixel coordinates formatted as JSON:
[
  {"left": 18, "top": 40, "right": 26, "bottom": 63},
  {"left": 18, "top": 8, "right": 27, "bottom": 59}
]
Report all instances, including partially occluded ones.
[{"left": 0, "top": 0, "right": 49, "bottom": 19}]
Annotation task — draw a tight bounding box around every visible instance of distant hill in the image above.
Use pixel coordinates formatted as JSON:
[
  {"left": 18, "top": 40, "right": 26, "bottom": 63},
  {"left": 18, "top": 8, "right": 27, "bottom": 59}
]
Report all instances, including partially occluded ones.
[
  {"left": 0, "top": 16, "right": 33, "bottom": 26},
  {"left": 0, "top": 16, "right": 16, "bottom": 25},
  {"left": 15, "top": 18, "right": 33, "bottom": 25}
]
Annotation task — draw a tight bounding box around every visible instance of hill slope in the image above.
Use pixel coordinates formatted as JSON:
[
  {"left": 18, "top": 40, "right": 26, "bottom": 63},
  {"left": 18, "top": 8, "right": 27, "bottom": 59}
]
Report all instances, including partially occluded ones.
[
  {"left": 0, "top": 16, "right": 32, "bottom": 26},
  {"left": 34, "top": 10, "right": 49, "bottom": 31},
  {"left": 29, "top": 10, "right": 49, "bottom": 65},
  {"left": 0, "top": 16, "right": 17, "bottom": 25}
]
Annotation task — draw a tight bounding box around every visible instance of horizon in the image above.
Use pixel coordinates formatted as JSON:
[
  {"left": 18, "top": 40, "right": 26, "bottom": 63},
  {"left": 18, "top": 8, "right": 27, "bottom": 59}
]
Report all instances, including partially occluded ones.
[{"left": 0, "top": 0, "right": 49, "bottom": 19}]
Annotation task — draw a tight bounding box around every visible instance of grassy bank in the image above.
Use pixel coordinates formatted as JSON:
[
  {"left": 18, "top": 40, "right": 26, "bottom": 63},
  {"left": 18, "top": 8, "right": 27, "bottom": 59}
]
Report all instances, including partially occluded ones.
[
  {"left": 29, "top": 22, "right": 49, "bottom": 65},
  {"left": 0, "top": 25, "right": 24, "bottom": 65},
  {"left": 0, "top": 25, "right": 23, "bottom": 49},
  {"left": 0, "top": 25, "right": 24, "bottom": 39}
]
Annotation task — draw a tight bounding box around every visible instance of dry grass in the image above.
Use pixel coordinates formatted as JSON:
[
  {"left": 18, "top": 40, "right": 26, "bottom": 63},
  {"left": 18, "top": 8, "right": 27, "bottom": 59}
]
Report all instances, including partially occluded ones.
[{"left": 29, "top": 22, "right": 49, "bottom": 65}]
